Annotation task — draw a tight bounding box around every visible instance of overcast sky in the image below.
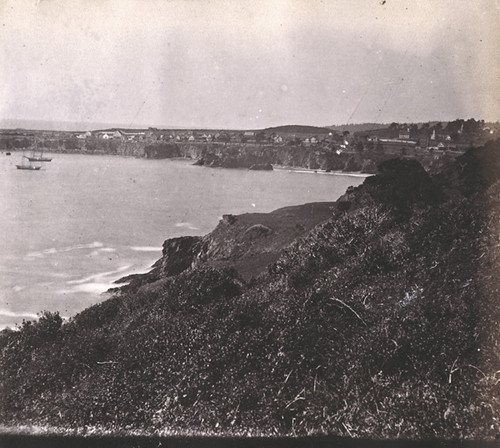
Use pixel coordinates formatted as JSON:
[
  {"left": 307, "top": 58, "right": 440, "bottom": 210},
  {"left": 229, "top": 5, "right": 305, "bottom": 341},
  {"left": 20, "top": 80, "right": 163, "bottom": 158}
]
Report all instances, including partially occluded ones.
[{"left": 0, "top": 0, "right": 499, "bottom": 130}]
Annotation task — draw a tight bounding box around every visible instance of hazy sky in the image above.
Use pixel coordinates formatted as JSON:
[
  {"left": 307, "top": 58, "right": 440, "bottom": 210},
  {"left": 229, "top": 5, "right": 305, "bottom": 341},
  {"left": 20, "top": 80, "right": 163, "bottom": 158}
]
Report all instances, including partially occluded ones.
[{"left": 1, "top": 0, "right": 499, "bottom": 129}]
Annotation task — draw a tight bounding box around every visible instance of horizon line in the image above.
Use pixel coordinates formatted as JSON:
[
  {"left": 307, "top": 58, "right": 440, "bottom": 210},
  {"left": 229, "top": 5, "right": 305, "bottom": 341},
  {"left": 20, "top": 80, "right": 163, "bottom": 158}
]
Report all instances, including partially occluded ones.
[{"left": 1, "top": 117, "right": 499, "bottom": 133}]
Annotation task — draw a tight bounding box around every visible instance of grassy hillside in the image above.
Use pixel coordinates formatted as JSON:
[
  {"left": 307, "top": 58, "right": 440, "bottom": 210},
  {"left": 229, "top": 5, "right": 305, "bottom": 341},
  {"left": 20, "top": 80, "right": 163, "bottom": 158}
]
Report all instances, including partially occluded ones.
[{"left": 1, "top": 141, "right": 499, "bottom": 439}]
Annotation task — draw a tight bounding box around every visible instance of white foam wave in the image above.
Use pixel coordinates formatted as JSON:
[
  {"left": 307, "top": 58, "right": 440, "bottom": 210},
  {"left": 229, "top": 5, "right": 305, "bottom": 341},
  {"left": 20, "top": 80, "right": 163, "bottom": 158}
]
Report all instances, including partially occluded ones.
[
  {"left": 90, "top": 247, "right": 117, "bottom": 257},
  {"left": 26, "top": 241, "right": 104, "bottom": 259},
  {"left": 58, "top": 260, "right": 159, "bottom": 296},
  {"left": 65, "top": 283, "right": 115, "bottom": 295},
  {"left": 90, "top": 247, "right": 116, "bottom": 257},
  {"left": 0, "top": 309, "right": 38, "bottom": 319},
  {"left": 130, "top": 246, "right": 162, "bottom": 252},
  {"left": 273, "top": 167, "right": 371, "bottom": 177},
  {"left": 174, "top": 222, "right": 199, "bottom": 230},
  {"left": 25, "top": 252, "right": 44, "bottom": 259},
  {"left": 67, "top": 265, "right": 132, "bottom": 285}
]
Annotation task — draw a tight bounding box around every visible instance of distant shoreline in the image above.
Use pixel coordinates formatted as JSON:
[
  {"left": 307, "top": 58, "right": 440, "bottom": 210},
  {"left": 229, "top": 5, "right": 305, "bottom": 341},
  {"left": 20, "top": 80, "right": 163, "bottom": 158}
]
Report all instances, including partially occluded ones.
[
  {"left": 3, "top": 150, "right": 374, "bottom": 176},
  {"left": 272, "top": 166, "right": 372, "bottom": 177}
]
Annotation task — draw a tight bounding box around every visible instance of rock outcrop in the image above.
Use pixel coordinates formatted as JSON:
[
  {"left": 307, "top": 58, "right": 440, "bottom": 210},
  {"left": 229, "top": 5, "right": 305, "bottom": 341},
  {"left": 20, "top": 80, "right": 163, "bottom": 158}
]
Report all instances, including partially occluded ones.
[
  {"left": 117, "top": 202, "right": 337, "bottom": 292},
  {"left": 114, "top": 236, "right": 202, "bottom": 292}
]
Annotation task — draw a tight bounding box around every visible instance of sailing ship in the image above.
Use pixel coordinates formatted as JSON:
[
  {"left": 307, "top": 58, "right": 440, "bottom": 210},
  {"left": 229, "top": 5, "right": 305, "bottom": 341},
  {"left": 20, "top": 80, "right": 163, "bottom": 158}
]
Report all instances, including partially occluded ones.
[
  {"left": 24, "top": 140, "right": 52, "bottom": 162},
  {"left": 16, "top": 163, "right": 41, "bottom": 171},
  {"left": 16, "top": 150, "right": 42, "bottom": 170},
  {"left": 16, "top": 160, "right": 41, "bottom": 170}
]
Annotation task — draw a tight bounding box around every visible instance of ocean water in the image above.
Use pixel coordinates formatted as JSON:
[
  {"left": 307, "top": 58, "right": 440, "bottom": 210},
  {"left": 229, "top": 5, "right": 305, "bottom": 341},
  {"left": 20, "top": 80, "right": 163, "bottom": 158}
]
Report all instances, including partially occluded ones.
[{"left": 0, "top": 152, "right": 365, "bottom": 329}]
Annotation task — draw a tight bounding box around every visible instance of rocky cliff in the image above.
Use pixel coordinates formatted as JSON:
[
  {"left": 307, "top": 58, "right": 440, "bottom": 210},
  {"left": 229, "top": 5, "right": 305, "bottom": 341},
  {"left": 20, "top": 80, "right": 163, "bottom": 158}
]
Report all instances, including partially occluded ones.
[
  {"left": 177, "top": 143, "right": 384, "bottom": 173},
  {"left": 115, "top": 202, "right": 337, "bottom": 295},
  {"left": 18, "top": 136, "right": 448, "bottom": 174}
]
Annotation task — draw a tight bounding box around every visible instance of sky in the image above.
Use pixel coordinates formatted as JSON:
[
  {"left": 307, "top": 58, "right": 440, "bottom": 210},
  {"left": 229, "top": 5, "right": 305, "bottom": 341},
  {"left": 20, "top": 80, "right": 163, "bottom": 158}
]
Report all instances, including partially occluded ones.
[{"left": 0, "top": 0, "right": 499, "bottom": 130}]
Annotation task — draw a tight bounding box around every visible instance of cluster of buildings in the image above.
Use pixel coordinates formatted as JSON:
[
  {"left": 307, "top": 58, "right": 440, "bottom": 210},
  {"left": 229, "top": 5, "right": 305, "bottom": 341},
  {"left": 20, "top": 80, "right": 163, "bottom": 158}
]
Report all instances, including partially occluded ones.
[
  {"left": 76, "top": 130, "right": 147, "bottom": 141},
  {"left": 1, "top": 121, "right": 498, "bottom": 155},
  {"left": 356, "top": 122, "right": 498, "bottom": 154},
  {"left": 74, "top": 128, "right": 339, "bottom": 146},
  {"left": 80, "top": 121, "right": 497, "bottom": 152}
]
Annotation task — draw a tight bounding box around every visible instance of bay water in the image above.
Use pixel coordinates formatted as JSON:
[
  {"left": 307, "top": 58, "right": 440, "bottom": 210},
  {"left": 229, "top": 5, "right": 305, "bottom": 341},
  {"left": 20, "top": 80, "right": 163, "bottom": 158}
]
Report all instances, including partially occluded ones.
[{"left": 0, "top": 153, "right": 365, "bottom": 329}]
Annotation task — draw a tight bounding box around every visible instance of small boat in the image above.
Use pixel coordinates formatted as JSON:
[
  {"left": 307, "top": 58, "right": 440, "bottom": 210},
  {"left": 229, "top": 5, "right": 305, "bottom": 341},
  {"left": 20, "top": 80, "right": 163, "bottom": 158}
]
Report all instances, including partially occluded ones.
[
  {"left": 25, "top": 140, "right": 52, "bottom": 162},
  {"left": 16, "top": 164, "right": 41, "bottom": 170},
  {"left": 25, "top": 154, "right": 52, "bottom": 162},
  {"left": 16, "top": 150, "right": 42, "bottom": 170}
]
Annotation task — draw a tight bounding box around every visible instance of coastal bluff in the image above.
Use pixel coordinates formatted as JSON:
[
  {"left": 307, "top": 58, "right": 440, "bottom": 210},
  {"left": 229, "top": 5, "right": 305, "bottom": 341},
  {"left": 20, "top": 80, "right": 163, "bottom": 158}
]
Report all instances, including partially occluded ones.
[{"left": 114, "top": 201, "right": 337, "bottom": 295}]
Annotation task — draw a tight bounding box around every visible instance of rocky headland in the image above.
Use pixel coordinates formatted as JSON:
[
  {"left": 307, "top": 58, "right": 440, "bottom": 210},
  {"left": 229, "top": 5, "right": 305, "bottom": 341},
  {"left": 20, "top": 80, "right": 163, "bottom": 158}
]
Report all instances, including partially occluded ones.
[
  {"left": 173, "top": 143, "right": 384, "bottom": 173},
  {"left": 1, "top": 140, "right": 499, "bottom": 440}
]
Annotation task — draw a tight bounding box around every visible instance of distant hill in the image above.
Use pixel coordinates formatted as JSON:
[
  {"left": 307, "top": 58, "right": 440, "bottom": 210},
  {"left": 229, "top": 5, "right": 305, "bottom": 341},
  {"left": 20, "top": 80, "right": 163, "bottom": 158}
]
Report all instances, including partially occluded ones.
[
  {"left": 327, "top": 123, "right": 390, "bottom": 133},
  {"left": 0, "top": 119, "right": 135, "bottom": 132},
  {"left": 0, "top": 119, "right": 185, "bottom": 132},
  {"left": 264, "top": 125, "right": 333, "bottom": 134}
]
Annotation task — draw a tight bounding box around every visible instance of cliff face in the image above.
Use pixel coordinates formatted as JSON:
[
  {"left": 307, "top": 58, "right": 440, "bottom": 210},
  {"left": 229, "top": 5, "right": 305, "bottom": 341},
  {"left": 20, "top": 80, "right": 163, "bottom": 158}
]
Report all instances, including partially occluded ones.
[
  {"left": 1, "top": 141, "right": 499, "bottom": 439},
  {"left": 144, "top": 143, "right": 181, "bottom": 159},
  {"left": 192, "top": 202, "right": 337, "bottom": 281},
  {"left": 114, "top": 236, "right": 203, "bottom": 294},
  {"left": 117, "top": 202, "right": 337, "bottom": 294},
  {"left": 22, "top": 136, "right": 449, "bottom": 174},
  {"left": 178, "top": 143, "right": 386, "bottom": 173}
]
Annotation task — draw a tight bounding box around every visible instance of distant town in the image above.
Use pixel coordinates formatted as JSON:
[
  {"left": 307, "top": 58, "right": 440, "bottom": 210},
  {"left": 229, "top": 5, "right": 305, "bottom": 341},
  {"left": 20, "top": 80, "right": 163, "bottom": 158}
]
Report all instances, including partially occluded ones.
[{"left": 1, "top": 119, "right": 499, "bottom": 173}]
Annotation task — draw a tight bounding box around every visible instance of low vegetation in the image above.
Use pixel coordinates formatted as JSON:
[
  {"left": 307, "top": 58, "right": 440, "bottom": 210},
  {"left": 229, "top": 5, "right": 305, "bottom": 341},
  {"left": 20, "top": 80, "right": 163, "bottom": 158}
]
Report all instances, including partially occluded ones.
[{"left": 1, "top": 140, "right": 499, "bottom": 439}]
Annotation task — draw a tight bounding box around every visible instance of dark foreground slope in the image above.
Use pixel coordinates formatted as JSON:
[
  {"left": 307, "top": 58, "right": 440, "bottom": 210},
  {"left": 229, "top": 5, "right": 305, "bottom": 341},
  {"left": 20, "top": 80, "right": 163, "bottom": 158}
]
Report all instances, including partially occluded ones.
[{"left": 1, "top": 141, "right": 500, "bottom": 439}]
